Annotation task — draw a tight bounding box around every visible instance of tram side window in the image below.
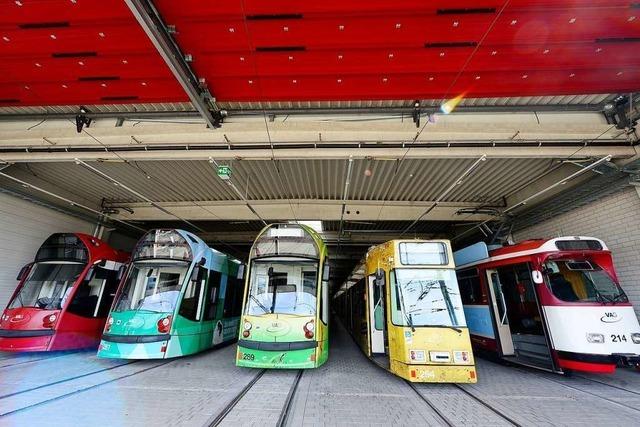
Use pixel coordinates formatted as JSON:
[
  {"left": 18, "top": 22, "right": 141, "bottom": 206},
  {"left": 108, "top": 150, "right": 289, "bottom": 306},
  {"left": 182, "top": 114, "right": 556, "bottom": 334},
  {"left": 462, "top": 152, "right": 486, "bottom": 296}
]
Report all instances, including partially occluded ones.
[
  {"left": 67, "top": 267, "right": 119, "bottom": 318},
  {"left": 224, "top": 276, "right": 244, "bottom": 318},
  {"left": 456, "top": 268, "right": 483, "bottom": 305},
  {"left": 204, "top": 271, "right": 222, "bottom": 321},
  {"left": 179, "top": 267, "right": 206, "bottom": 321}
]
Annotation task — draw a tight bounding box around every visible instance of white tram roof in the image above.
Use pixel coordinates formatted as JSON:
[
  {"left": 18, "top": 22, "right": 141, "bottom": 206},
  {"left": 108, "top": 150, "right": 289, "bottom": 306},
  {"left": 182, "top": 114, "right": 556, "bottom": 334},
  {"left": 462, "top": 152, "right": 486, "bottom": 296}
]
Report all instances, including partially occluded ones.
[{"left": 454, "top": 236, "right": 609, "bottom": 269}]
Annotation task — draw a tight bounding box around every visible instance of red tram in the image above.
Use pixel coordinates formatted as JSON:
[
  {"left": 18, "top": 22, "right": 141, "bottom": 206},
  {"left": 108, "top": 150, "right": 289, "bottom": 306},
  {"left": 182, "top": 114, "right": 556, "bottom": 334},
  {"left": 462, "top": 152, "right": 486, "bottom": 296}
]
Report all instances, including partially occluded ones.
[
  {"left": 454, "top": 237, "right": 640, "bottom": 374},
  {"left": 0, "top": 233, "right": 128, "bottom": 351}
]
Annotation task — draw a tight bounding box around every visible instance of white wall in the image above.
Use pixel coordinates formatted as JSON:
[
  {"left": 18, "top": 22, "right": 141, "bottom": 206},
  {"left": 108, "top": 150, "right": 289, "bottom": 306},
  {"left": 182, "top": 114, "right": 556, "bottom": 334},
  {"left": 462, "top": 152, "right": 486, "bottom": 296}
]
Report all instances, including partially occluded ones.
[
  {"left": 514, "top": 187, "right": 640, "bottom": 317},
  {"left": 0, "top": 193, "right": 94, "bottom": 308}
]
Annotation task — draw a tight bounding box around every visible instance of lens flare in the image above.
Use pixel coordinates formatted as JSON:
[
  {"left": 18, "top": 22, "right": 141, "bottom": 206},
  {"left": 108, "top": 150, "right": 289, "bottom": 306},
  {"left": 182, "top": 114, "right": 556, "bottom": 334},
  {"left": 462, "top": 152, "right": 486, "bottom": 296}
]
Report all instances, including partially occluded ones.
[{"left": 440, "top": 92, "right": 466, "bottom": 114}]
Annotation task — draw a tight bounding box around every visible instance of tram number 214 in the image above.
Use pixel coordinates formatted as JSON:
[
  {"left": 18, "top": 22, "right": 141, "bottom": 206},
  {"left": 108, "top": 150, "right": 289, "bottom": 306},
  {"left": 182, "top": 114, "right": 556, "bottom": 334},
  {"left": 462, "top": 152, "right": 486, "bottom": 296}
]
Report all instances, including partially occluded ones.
[
  {"left": 242, "top": 353, "right": 256, "bottom": 361},
  {"left": 611, "top": 334, "right": 628, "bottom": 343}
]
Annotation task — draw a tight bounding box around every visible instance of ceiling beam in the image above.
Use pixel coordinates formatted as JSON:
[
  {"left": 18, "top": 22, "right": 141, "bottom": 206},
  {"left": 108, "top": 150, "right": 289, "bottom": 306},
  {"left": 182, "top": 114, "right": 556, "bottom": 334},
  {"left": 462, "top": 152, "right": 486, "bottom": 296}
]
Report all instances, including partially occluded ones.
[
  {"left": 103, "top": 199, "right": 495, "bottom": 222},
  {"left": 123, "top": 0, "right": 220, "bottom": 129},
  {"left": 0, "top": 146, "right": 634, "bottom": 163}
]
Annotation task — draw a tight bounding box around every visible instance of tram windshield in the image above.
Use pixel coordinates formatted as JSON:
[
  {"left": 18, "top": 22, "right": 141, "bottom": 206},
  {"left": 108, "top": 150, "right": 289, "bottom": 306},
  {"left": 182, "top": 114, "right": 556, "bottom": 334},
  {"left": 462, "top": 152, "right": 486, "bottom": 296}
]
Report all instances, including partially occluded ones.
[
  {"left": 544, "top": 260, "right": 628, "bottom": 303},
  {"left": 390, "top": 269, "right": 466, "bottom": 328},
  {"left": 245, "top": 259, "right": 318, "bottom": 316},
  {"left": 113, "top": 261, "right": 188, "bottom": 313},
  {"left": 9, "top": 262, "right": 85, "bottom": 310}
]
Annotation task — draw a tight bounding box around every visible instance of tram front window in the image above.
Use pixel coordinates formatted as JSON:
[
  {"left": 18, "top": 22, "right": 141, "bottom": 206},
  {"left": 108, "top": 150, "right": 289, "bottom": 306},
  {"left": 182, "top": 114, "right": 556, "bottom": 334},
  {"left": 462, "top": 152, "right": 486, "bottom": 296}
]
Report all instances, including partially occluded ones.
[
  {"left": 390, "top": 269, "right": 466, "bottom": 328},
  {"left": 544, "top": 260, "right": 628, "bottom": 303},
  {"left": 246, "top": 260, "right": 318, "bottom": 316},
  {"left": 113, "top": 261, "right": 188, "bottom": 313},
  {"left": 9, "top": 262, "right": 85, "bottom": 310}
]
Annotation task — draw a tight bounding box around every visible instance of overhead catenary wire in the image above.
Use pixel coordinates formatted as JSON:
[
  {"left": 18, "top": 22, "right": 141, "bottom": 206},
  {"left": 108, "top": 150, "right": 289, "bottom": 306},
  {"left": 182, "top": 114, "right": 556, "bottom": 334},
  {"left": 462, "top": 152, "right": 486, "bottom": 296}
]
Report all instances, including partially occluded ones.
[
  {"left": 452, "top": 154, "right": 613, "bottom": 241},
  {"left": 336, "top": 156, "right": 354, "bottom": 252},
  {"left": 74, "top": 159, "right": 206, "bottom": 233},
  {"left": 399, "top": 155, "right": 487, "bottom": 236},
  {"left": 208, "top": 157, "right": 267, "bottom": 226},
  {"left": 0, "top": 171, "right": 146, "bottom": 233}
]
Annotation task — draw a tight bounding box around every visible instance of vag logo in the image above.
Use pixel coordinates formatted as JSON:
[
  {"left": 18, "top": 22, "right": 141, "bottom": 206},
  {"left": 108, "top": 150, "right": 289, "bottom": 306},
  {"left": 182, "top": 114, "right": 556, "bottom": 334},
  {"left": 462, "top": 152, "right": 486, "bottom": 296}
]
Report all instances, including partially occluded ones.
[{"left": 601, "top": 312, "right": 622, "bottom": 323}]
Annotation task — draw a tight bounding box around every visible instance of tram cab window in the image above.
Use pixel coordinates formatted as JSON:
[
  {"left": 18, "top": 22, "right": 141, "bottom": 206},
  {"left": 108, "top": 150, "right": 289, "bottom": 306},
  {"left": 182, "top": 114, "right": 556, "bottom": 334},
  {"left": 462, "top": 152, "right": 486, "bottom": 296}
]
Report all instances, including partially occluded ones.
[
  {"left": 180, "top": 266, "right": 207, "bottom": 321},
  {"left": 456, "top": 268, "right": 483, "bottom": 305},
  {"left": 246, "top": 260, "right": 318, "bottom": 316},
  {"left": 543, "top": 260, "right": 627, "bottom": 303},
  {"left": 67, "top": 266, "right": 120, "bottom": 318},
  {"left": 113, "top": 262, "right": 187, "bottom": 313},
  {"left": 9, "top": 262, "right": 84, "bottom": 310},
  {"left": 390, "top": 268, "right": 465, "bottom": 328}
]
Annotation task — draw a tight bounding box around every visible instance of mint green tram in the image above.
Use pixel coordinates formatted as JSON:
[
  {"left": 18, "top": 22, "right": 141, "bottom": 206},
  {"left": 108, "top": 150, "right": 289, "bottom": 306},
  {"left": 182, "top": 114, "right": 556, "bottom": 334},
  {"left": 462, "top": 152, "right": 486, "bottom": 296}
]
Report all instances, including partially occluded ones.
[
  {"left": 98, "top": 229, "right": 245, "bottom": 359},
  {"left": 236, "top": 223, "right": 330, "bottom": 369}
]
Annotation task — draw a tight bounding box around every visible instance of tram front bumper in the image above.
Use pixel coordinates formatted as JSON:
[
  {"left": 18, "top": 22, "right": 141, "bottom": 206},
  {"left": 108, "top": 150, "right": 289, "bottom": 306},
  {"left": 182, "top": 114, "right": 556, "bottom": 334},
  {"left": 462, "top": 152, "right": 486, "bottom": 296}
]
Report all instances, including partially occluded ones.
[
  {"left": 98, "top": 334, "right": 170, "bottom": 359},
  {"left": 0, "top": 329, "right": 54, "bottom": 351},
  {"left": 392, "top": 360, "right": 478, "bottom": 383},
  {"left": 236, "top": 340, "right": 319, "bottom": 369}
]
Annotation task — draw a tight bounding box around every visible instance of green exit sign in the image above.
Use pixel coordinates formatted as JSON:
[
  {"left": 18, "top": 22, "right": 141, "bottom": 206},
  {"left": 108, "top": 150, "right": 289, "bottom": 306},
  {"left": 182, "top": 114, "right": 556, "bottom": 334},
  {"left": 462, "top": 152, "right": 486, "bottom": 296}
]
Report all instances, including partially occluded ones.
[{"left": 217, "top": 165, "right": 232, "bottom": 180}]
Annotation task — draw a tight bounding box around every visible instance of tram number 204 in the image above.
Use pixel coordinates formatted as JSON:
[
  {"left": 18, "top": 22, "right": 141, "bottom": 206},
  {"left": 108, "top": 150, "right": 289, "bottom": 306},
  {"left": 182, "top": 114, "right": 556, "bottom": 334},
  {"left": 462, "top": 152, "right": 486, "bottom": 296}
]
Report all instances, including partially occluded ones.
[
  {"left": 611, "top": 334, "right": 628, "bottom": 343},
  {"left": 242, "top": 353, "right": 255, "bottom": 361}
]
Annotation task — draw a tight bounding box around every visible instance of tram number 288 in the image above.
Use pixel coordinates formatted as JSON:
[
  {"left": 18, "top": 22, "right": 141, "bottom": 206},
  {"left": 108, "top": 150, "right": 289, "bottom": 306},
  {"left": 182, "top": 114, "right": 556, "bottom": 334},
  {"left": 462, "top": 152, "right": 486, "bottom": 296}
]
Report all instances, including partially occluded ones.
[
  {"left": 242, "top": 353, "right": 256, "bottom": 361},
  {"left": 611, "top": 334, "right": 628, "bottom": 343}
]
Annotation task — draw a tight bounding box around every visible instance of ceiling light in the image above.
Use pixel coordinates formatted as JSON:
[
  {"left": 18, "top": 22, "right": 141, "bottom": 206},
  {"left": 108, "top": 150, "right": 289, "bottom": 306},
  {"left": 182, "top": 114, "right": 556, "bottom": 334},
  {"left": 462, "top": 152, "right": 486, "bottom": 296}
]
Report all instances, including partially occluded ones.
[
  {"left": 337, "top": 54, "right": 343, "bottom": 60},
  {"left": 101, "top": 83, "right": 107, "bottom": 87},
  {"left": 596, "top": 48, "right": 602, "bottom": 53},
  {"left": 24, "top": 85, "right": 30, "bottom": 90},
  {"left": 292, "top": 79, "right": 297, "bottom": 84},
  {"left": 569, "top": 17, "right": 576, "bottom": 24},
  {"left": 510, "top": 19, "right": 517, "bottom": 25},
  {"left": 122, "top": 59, "right": 128, "bottom": 64},
  {"left": 382, "top": 77, "right": 388, "bottom": 82},
  {"left": 2, "top": 36, "right": 9, "bottom": 42},
  {"left": 439, "top": 51, "right": 445, "bottom": 57},
  {"left": 475, "top": 75, "right": 481, "bottom": 80},
  {"left": 428, "top": 76, "right": 434, "bottom": 81},
  {"left": 569, "top": 73, "right": 575, "bottom": 77},
  {"left": 543, "top": 49, "right": 550, "bottom": 54},
  {"left": 248, "top": 80, "right": 253, "bottom": 84},
  {"left": 395, "top": 23, "right": 402, "bottom": 29},
  {"left": 78, "top": 61, "right": 85, "bottom": 66},
  {"left": 617, "top": 71, "right": 624, "bottom": 76},
  {"left": 453, "top": 21, "right": 459, "bottom": 27},
  {"left": 228, "top": 27, "right": 235, "bottom": 32},
  {"left": 388, "top": 53, "right": 394, "bottom": 59},
  {"left": 50, "top": 34, "right": 57, "bottom": 39},
  {"left": 35, "top": 62, "right": 42, "bottom": 67},
  {"left": 283, "top": 26, "right": 289, "bottom": 32},
  {"left": 522, "top": 74, "right": 528, "bottom": 79},
  {"left": 338, "top": 25, "right": 344, "bottom": 31},
  {"left": 337, "top": 78, "right": 342, "bottom": 83},
  {"left": 288, "top": 55, "right": 293, "bottom": 60},
  {"left": 98, "top": 32, "right": 105, "bottom": 38},
  {"left": 491, "top": 50, "right": 497, "bottom": 55},
  {"left": 239, "top": 56, "right": 245, "bottom": 61},
  {"left": 629, "top": 16, "right": 636, "bottom": 22},
  {"left": 141, "top": 82, "right": 147, "bottom": 86},
  {"left": 62, "top": 84, "right": 68, "bottom": 88},
  {"left": 15, "top": 1, "right": 23, "bottom": 6}
]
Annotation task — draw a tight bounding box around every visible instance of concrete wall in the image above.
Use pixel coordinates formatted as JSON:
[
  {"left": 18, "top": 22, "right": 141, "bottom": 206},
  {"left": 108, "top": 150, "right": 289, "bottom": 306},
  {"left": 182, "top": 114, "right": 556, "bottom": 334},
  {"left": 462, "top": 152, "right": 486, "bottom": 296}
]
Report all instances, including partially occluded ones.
[
  {"left": 514, "top": 186, "right": 640, "bottom": 316},
  {"left": 0, "top": 193, "right": 94, "bottom": 308}
]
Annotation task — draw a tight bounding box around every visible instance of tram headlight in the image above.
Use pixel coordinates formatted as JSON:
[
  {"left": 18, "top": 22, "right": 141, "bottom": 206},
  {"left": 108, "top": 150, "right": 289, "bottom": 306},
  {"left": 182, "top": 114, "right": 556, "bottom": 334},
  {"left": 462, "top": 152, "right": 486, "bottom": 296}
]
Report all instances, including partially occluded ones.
[
  {"left": 42, "top": 314, "right": 57, "bottom": 328},
  {"left": 243, "top": 321, "right": 252, "bottom": 331},
  {"left": 586, "top": 333, "right": 605, "bottom": 344},
  {"left": 632, "top": 333, "right": 640, "bottom": 344},
  {"left": 157, "top": 315, "right": 172, "bottom": 334},
  {"left": 304, "top": 320, "right": 315, "bottom": 339}
]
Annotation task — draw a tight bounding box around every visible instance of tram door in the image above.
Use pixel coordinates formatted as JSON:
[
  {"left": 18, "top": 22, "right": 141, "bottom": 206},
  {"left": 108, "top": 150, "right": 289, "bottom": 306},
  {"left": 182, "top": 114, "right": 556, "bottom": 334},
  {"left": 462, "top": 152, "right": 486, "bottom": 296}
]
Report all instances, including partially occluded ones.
[
  {"left": 486, "top": 269, "right": 515, "bottom": 356},
  {"left": 367, "top": 275, "right": 386, "bottom": 354}
]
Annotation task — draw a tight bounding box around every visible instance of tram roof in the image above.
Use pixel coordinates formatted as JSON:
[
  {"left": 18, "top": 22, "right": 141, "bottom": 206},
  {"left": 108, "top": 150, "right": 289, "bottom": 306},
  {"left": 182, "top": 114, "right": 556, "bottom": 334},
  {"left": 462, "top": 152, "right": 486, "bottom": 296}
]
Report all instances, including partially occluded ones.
[{"left": 455, "top": 236, "right": 609, "bottom": 269}]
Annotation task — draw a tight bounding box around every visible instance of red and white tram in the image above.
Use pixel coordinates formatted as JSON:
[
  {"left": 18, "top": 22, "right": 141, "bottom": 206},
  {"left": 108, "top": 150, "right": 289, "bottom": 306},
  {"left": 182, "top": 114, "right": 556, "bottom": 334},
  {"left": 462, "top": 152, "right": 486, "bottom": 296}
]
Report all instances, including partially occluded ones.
[
  {"left": 454, "top": 236, "right": 640, "bottom": 374},
  {"left": 0, "top": 233, "right": 129, "bottom": 351}
]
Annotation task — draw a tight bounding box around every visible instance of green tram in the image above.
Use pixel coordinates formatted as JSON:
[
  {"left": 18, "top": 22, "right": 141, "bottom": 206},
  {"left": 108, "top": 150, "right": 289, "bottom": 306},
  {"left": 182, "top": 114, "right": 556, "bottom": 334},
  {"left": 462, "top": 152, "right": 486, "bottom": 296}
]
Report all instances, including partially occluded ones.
[
  {"left": 98, "top": 229, "right": 245, "bottom": 359},
  {"left": 236, "top": 223, "right": 330, "bottom": 369}
]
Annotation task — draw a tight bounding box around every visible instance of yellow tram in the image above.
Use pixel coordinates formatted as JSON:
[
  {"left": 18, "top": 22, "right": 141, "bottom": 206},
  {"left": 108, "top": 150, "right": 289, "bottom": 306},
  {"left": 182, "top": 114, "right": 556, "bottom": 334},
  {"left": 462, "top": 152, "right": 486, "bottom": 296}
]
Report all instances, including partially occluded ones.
[{"left": 335, "top": 240, "right": 477, "bottom": 383}]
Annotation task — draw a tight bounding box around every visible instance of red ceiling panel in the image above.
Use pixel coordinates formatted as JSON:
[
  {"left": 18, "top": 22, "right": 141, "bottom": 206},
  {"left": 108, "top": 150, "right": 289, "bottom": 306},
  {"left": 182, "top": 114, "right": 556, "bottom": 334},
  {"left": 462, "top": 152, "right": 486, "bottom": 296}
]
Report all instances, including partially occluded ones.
[
  {"left": 154, "top": 0, "right": 640, "bottom": 102},
  {"left": 0, "top": 0, "right": 187, "bottom": 107},
  {"left": 1, "top": 0, "right": 639, "bottom": 107}
]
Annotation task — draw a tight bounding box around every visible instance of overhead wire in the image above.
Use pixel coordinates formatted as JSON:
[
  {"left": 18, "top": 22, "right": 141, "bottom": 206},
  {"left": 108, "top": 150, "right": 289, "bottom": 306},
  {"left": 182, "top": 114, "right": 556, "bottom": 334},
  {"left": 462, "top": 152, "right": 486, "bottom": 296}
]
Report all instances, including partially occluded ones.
[
  {"left": 373, "top": 3, "right": 511, "bottom": 227},
  {"left": 238, "top": 0, "right": 299, "bottom": 224}
]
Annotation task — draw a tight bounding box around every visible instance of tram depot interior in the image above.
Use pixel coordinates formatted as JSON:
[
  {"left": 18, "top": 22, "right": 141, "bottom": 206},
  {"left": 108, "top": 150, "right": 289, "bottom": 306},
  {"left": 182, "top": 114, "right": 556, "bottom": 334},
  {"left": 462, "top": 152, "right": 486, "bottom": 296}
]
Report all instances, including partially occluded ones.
[{"left": 1, "top": 1, "right": 640, "bottom": 426}]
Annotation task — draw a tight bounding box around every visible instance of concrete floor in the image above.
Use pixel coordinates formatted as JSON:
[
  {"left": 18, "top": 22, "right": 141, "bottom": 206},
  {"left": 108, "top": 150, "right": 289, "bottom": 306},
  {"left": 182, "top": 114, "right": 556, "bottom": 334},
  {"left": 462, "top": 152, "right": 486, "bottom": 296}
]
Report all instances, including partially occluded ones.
[{"left": 0, "top": 322, "right": 639, "bottom": 427}]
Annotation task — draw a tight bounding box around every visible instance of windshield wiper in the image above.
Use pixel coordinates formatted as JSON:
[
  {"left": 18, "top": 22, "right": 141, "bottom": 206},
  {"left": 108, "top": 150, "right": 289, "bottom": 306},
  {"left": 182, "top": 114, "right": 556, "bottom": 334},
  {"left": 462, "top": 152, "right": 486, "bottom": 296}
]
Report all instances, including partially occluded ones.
[
  {"left": 435, "top": 324, "right": 463, "bottom": 333},
  {"left": 396, "top": 281, "right": 415, "bottom": 332},
  {"left": 250, "top": 294, "right": 270, "bottom": 314}
]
